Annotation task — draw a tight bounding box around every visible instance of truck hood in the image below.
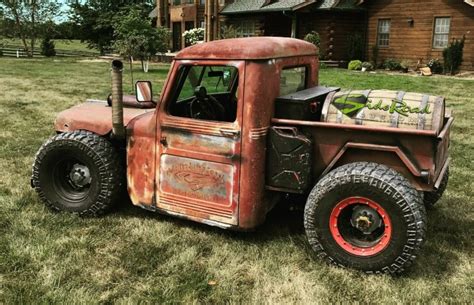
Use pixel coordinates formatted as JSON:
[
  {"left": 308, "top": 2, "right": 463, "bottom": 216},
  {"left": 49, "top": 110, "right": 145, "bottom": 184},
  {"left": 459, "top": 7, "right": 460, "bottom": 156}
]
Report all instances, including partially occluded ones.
[{"left": 54, "top": 100, "right": 154, "bottom": 135}]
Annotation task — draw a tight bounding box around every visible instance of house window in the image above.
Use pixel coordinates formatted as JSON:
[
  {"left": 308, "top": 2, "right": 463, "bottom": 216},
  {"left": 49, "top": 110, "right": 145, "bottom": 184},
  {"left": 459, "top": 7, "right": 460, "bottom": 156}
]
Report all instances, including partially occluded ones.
[
  {"left": 433, "top": 17, "right": 451, "bottom": 48},
  {"left": 237, "top": 21, "right": 255, "bottom": 37},
  {"left": 200, "top": 0, "right": 205, "bottom": 5},
  {"left": 377, "top": 19, "right": 391, "bottom": 47}
]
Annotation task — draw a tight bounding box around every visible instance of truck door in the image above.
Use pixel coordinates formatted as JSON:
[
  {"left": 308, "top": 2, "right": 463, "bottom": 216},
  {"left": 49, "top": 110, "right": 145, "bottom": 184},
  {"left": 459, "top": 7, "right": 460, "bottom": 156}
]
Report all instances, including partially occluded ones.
[{"left": 155, "top": 62, "right": 244, "bottom": 226}]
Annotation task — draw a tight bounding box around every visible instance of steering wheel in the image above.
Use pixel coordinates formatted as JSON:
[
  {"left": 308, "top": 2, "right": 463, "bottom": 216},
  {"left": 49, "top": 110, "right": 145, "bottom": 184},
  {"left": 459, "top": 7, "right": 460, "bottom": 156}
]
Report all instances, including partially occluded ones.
[{"left": 189, "top": 86, "right": 226, "bottom": 121}]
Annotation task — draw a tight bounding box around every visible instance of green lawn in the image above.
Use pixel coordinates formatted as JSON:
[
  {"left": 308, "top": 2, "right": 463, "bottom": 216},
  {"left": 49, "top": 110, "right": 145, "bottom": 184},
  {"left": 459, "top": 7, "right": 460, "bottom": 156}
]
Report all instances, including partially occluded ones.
[
  {"left": 0, "top": 57, "right": 472, "bottom": 303},
  {"left": 1, "top": 38, "right": 99, "bottom": 54}
]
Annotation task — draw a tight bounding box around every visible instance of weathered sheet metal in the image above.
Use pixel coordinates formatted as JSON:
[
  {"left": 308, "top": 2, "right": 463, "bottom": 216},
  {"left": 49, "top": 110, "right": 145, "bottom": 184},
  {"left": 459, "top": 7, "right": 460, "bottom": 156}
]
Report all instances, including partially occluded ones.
[
  {"left": 153, "top": 60, "right": 244, "bottom": 226},
  {"left": 126, "top": 112, "right": 156, "bottom": 206},
  {"left": 271, "top": 113, "right": 452, "bottom": 192},
  {"left": 55, "top": 101, "right": 152, "bottom": 135},
  {"left": 175, "top": 37, "right": 317, "bottom": 60}
]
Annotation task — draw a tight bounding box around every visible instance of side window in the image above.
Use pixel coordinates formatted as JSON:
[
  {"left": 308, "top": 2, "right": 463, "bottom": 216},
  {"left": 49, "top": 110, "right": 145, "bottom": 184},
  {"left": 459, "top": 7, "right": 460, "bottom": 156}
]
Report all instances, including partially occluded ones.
[
  {"left": 280, "top": 66, "right": 307, "bottom": 96},
  {"left": 168, "top": 65, "right": 239, "bottom": 123}
]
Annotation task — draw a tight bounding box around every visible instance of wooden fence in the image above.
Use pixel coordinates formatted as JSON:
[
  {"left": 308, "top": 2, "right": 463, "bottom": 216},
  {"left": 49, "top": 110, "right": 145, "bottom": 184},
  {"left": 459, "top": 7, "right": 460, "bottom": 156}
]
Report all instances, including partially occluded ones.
[{"left": 0, "top": 45, "right": 99, "bottom": 58}]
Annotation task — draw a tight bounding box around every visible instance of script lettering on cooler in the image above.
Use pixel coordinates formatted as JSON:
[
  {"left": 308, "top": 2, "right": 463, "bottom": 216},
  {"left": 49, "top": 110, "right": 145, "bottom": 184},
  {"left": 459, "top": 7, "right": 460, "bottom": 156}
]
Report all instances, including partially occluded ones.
[{"left": 333, "top": 94, "right": 431, "bottom": 118}]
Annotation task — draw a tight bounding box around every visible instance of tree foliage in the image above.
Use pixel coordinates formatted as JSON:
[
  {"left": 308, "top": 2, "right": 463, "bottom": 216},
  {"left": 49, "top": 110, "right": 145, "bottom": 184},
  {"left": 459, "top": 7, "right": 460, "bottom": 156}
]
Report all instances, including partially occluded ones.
[
  {"left": 70, "top": 0, "right": 153, "bottom": 54},
  {"left": 113, "top": 6, "right": 169, "bottom": 72},
  {"left": 40, "top": 35, "right": 55, "bottom": 56},
  {"left": 0, "top": 0, "right": 60, "bottom": 56}
]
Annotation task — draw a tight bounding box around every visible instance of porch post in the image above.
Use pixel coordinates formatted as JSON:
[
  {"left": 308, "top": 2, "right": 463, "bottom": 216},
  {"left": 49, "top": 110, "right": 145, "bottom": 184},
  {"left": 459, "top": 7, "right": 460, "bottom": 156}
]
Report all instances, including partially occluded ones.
[{"left": 291, "top": 15, "right": 297, "bottom": 38}]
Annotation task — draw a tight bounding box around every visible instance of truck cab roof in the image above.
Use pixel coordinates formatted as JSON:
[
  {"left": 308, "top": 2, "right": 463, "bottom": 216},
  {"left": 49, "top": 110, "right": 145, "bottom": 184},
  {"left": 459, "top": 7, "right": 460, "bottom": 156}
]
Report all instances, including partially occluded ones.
[{"left": 175, "top": 37, "right": 317, "bottom": 60}]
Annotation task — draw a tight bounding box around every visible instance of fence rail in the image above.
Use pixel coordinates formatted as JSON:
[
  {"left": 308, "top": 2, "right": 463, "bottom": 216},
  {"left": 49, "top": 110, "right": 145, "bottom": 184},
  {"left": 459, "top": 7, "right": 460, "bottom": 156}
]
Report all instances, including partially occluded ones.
[{"left": 0, "top": 45, "right": 99, "bottom": 58}]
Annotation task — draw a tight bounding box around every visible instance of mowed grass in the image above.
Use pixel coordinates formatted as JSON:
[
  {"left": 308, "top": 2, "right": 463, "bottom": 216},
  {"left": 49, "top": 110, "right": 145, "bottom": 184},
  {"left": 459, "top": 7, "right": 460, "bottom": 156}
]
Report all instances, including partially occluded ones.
[
  {"left": 0, "top": 57, "right": 473, "bottom": 303},
  {"left": 1, "top": 38, "right": 99, "bottom": 53}
]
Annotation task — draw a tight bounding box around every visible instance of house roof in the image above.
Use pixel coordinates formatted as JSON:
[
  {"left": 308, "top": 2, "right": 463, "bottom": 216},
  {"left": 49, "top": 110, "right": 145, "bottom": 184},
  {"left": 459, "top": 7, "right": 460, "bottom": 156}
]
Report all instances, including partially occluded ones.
[
  {"left": 175, "top": 37, "right": 317, "bottom": 60},
  {"left": 221, "top": 0, "right": 363, "bottom": 14}
]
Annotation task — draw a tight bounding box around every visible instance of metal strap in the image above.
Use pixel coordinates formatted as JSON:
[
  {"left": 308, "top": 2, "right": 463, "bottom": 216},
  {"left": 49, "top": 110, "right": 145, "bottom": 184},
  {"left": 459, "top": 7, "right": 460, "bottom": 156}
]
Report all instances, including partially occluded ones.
[
  {"left": 355, "top": 89, "right": 372, "bottom": 125},
  {"left": 391, "top": 91, "right": 406, "bottom": 127},
  {"left": 418, "top": 95, "right": 429, "bottom": 130}
]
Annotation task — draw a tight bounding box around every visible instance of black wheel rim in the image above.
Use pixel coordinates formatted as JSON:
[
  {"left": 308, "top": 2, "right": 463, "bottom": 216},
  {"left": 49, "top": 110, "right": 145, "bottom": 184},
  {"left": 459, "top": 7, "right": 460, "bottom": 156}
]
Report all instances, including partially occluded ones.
[{"left": 51, "top": 157, "right": 92, "bottom": 203}]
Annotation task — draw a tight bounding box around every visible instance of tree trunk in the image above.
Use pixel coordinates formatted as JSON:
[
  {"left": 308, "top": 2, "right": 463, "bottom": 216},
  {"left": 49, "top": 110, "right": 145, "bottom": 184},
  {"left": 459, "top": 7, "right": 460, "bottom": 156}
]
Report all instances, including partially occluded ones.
[
  {"left": 10, "top": 4, "right": 30, "bottom": 56},
  {"left": 30, "top": 1, "right": 36, "bottom": 57},
  {"left": 141, "top": 59, "right": 149, "bottom": 73}
]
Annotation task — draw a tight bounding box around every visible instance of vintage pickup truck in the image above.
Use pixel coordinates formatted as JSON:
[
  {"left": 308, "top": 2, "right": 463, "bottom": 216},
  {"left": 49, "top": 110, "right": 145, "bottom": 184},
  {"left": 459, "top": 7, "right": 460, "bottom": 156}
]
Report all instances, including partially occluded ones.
[{"left": 32, "top": 37, "right": 452, "bottom": 274}]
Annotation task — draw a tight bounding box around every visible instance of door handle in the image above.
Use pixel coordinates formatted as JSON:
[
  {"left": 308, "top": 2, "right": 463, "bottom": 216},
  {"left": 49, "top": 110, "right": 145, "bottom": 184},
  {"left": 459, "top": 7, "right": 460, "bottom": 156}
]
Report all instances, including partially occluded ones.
[
  {"left": 219, "top": 129, "right": 240, "bottom": 137},
  {"left": 160, "top": 136, "right": 168, "bottom": 146}
]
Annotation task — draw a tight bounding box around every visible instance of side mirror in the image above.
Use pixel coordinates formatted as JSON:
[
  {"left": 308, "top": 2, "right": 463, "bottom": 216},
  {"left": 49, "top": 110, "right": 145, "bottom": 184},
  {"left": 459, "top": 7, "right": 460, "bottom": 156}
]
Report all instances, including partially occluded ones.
[{"left": 135, "top": 81, "right": 154, "bottom": 103}]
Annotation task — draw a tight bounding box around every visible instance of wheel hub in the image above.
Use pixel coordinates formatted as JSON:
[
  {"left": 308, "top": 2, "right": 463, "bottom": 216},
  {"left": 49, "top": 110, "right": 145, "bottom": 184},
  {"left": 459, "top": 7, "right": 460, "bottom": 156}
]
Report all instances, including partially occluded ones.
[
  {"left": 69, "top": 164, "right": 91, "bottom": 188},
  {"left": 350, "top": 205, "right": 382, "bottom": 234},
  {"left": 329, "top": 196, "right": 392, "bottom": 257}
]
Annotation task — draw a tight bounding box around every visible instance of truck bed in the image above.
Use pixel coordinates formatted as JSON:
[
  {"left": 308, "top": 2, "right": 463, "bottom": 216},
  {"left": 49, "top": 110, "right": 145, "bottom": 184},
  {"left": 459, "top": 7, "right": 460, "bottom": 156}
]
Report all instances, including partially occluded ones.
[{"left": 269, "top": 115, "right": 452, "bottom": 192}]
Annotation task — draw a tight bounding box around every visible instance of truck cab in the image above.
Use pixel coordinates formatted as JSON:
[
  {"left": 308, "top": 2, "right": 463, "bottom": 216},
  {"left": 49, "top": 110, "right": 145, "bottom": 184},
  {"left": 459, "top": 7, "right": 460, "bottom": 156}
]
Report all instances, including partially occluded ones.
[{"left": 33, "top": 37, "right": 452, "bottom": 274}]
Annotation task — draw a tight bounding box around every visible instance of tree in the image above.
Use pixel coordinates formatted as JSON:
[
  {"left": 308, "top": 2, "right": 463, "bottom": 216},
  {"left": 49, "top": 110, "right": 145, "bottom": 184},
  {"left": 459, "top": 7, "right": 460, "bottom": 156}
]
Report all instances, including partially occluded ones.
[
  {"left": 70, "top": 0, "right": 153, "bottom": 55},
  {"left": 0, "top": 0, "right": 59, "bottom": 57},
  {"left": 40, "top": 35, "right": 55, "bottom": 56},
  {"left": 113, "top": 6, "right": 169, "bottom": 72}
]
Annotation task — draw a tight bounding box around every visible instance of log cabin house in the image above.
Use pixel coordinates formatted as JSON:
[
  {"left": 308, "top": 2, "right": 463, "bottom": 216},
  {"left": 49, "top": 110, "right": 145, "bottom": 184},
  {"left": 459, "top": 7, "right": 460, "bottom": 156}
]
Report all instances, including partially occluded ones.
[{"left": 153, "top": 0, "right": 474, "bottom": 70}]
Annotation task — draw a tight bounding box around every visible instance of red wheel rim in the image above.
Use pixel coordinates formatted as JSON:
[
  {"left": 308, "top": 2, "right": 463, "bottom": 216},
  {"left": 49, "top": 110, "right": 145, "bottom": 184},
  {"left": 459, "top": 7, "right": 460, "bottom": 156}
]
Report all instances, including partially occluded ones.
[{"left": 329, "top": 196, "right": 392, "bottom": 257}]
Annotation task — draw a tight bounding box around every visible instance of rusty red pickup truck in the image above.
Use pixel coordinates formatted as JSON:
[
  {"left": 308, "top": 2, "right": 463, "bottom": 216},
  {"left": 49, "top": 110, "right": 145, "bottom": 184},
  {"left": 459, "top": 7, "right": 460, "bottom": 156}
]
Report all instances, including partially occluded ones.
[{"left": 32, "top": 37, "right": 452, "bottom": 274}]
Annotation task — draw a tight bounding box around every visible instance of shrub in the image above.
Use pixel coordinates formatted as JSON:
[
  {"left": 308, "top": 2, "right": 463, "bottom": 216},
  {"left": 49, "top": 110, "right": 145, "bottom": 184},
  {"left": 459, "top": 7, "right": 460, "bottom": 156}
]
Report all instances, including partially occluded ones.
[
  {"left": 319, "top": 62, "right": 327, "bottom": 69},
  {"left": 400, "top": 60, "right": 410, "bottom": 73},
  {"left": 443, "top": 36, "right": 465, "bottom": 75},
  {"left": 383, "top": 58, "right": 402, "bottom": 71},
  {"left": 427, "top": 58, "right": 443, "bottom": 74},
  {"left": 40, "top": 37, "right": 56, "bottom": 57},
  {"left": 348, "top": 60, "right": 362, "bottom": 70},
  {"left": 346, "top": 32, "right": 364, "bottom": 61},
  {"left": 221, "top": 25, "right": 238, "bottom": 39},
  {"left": 183, "top": 28, "right": 204, "bottom": 46},
  {"left": 361, "top": 61, "right": 373, "bottom": 71},
  {"left": 372, "top": 45, "right": 379, "bottom": 67},
  {"left": 304, "top": 31, "right": 324, "bottom": 58},
  {"left": 304, "top": 31, "right": 321, "bottom": 48}
]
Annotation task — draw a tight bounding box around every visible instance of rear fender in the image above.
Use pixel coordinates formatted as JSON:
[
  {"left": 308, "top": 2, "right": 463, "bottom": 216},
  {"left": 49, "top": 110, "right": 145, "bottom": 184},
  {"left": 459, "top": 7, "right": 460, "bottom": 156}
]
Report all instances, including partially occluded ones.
[{"left": 321, "top": 143, "right": 431, "bottom": 191}]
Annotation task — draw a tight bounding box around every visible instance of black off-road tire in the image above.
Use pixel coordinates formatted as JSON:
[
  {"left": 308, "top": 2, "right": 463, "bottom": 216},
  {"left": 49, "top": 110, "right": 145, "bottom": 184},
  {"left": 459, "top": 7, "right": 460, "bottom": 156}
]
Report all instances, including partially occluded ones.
[
  {"left": 424, "top": 167, "right": 449, "bottom": 208},
  {"left": 304, "top": 162, "right": 426, "bottom": 274},
  {"left": 31, "top": 130, "right": 124, "bottom": 216}
]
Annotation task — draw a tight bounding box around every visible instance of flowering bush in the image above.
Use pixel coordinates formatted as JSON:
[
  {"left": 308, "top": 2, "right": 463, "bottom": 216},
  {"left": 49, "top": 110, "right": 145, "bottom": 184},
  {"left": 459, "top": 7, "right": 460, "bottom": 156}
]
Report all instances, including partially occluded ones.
[
  {"left": 183, "top": 28, "right": 205, "bottom": 46},
  {"left": 427, "top": 58, "right": 443, "bottom": 74}
]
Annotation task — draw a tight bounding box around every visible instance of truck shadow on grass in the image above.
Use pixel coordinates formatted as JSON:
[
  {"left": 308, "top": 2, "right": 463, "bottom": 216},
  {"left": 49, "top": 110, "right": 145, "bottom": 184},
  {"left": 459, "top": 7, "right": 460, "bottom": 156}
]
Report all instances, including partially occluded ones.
[{"left": 111, "top": 196, "right": 471, "bottom": 278}]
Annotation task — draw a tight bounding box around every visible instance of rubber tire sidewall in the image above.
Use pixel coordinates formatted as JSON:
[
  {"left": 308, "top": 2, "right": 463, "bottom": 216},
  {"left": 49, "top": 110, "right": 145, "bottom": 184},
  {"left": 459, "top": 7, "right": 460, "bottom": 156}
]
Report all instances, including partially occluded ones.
[
  {"left": 32, "top": 131, "right": 122, "bottom": 216},
  {"left": 305, "top": 162, "right": 426, "bottom": 274},
  {"left": 38, "top": 142, "right": 100, "bottom": 213}
]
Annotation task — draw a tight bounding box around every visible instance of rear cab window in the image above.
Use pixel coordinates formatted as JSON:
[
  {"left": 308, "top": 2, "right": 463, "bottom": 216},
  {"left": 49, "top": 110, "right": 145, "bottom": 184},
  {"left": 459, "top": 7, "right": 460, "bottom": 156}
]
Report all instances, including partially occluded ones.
[{"left": 280, "top": 66, "right": 307, "bottom": 96}]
